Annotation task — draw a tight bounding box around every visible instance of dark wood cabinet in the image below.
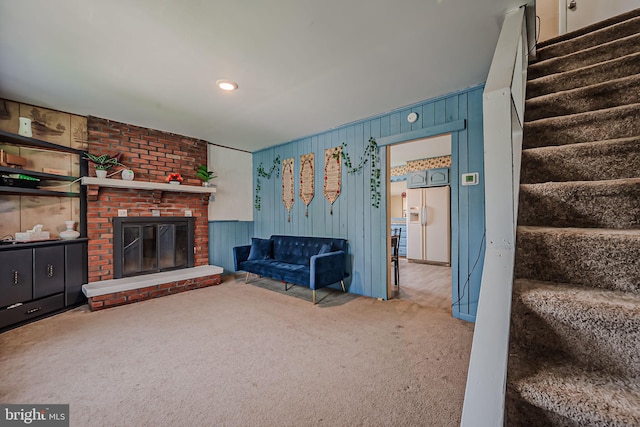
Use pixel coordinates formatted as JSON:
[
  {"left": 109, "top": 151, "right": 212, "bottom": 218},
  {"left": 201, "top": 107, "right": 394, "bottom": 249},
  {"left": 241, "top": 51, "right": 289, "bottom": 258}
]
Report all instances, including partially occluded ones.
[
  {"left": 0, "top": 248, "right": 33, "bottom": 308},
  {"left": 0, "top": 129, "right": 88, "bottom": 331},
  {"left": 33, "top": 246, "right": 65, "bottom": 299},
  {"left": 0, "top": 294, "right": 65, "bottom": 329},
  {"left": 65, "top": 241, "right": 88, "bottom": 306},
  {"left": 0, "top": 240, "right": 88, "bottom": 330}
]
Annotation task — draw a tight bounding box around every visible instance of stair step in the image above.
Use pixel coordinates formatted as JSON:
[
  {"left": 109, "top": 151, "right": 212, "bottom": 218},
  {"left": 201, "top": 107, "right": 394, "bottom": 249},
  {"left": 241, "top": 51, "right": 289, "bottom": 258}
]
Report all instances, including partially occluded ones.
[
  {"left": 518, "top": 178, "right": 640, "bottom": 229},
  {"left": 521, "top": 136, "right": 640, "bottom": 184},
  {"left": 523, "top": 103, "right": 640, "bottom": 149},
  {"left": 507, "top": 363, "right": 640, "bottom": 426},
  {"left": 510, "top": 11, "right": 640, "bottom": 427},
  {"left": 512, "top": 279, "right": 640, "bottom": 379},
  {"left": 528, "top": 32, "right": 640, "bottom": 80},
  {"left": 536, "top": 7, "right": 640, "bottom": 49},
  {"left": 524, "top": 74, "right": 640, "bottom": 122},
  {"left": 535, "top": 14, "right": 640, "bottom": 61},
  {"left": 514, "top": 226, "right": 640, "bottom": 293},
  {"left": 527, "top": 52, "right": 640, "bottom": 99}
]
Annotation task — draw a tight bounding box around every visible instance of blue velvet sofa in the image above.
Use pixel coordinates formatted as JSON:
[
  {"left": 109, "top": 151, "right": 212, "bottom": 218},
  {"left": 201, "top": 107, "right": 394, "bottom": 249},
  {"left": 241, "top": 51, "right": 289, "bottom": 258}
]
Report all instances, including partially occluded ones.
[{"left": 233, "top": 235, "right": 348, "bottom": 304}]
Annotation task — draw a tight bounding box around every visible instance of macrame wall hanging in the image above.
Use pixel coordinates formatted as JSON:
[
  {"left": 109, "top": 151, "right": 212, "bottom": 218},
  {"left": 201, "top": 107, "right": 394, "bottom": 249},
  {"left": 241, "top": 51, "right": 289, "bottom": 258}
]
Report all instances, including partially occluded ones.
[
  {"left": 281, "top": 157, "right": 295, "bottom": 222},
  {"left": 299, "top": 153, "right": 314, "bottom": 217},
  {"left": 323, "top": 146, "right": 342, "bottom": 214}
]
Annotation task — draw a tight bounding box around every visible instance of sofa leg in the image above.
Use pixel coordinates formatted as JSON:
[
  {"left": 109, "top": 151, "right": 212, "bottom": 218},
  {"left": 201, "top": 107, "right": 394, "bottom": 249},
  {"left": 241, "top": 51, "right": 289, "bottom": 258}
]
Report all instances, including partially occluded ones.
[
  {"left": 245, "top": 272, "right": 250, "bottom": 284},
  {"left": 340, "top": 280, "right": 345, "bottom": 292},
  {"left": 284, "top": 282, "right": 289, "bottom": 291},
  {"left": 312, "top": 290, "right": 316, "bottom": 305}
]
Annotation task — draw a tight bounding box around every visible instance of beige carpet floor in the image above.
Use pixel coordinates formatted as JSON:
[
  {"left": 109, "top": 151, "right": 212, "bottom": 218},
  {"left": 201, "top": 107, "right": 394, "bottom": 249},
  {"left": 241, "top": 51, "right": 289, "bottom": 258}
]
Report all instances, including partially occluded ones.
[{"left": 0, "top": 275, "right": 474, "bottom": 427}]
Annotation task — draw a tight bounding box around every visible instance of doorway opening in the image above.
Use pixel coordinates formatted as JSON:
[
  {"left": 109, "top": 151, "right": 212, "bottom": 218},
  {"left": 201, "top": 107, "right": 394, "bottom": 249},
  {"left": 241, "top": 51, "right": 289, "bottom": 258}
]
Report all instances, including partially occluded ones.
[
  {"left": 388, "top": 133, "right": 452, "bottom": 311},
  {"left": 559, "top": 0, "right": 640, "bottom": 36}
]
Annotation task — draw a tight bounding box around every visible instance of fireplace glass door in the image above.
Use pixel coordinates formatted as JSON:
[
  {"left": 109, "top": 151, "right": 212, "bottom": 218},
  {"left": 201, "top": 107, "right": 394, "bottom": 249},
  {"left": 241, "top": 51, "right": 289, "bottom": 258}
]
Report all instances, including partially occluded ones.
[
  {"left": 115, "top": 218, "right": 194, "bottom": 278},
  {"left": 159, "top": 224, "right": 188, "bottom": 269}
]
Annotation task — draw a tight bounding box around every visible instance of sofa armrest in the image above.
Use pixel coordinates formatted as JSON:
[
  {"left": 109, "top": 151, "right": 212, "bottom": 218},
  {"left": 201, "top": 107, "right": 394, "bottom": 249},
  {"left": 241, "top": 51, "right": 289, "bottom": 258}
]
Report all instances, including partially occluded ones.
[
  {"left": 310, "top": 250, "right": 346, "bottom": 290},
  {"left": 233, "top": 245, "right": 251, "bottom": 271}
]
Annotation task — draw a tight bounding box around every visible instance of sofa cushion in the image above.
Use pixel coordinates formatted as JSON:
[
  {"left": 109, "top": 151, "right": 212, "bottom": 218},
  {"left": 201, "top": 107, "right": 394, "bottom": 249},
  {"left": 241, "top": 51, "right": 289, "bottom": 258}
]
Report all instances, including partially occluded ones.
[
  {"left": 248, "top": 238, "right": 273, "bottom": 261},
  {"left": 240, "top": 260, "right": 310, "bottom": 286}
]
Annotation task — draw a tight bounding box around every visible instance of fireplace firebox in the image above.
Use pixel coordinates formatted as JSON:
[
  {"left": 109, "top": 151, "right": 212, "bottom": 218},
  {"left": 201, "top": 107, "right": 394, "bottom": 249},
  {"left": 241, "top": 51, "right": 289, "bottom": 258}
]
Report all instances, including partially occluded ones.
[{"left": 113, "top": 217, "right": 195, "bottom": 279}]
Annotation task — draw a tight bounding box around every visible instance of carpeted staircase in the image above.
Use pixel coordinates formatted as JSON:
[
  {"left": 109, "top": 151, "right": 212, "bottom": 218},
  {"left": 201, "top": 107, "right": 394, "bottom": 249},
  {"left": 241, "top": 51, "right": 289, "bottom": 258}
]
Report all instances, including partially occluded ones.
[{"left": 505, "top": 9, "right": 640, "bottom": 426}]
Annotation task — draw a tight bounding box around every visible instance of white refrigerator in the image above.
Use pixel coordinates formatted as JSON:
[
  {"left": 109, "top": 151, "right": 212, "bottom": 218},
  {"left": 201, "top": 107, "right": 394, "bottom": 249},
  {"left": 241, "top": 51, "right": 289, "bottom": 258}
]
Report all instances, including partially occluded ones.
[{"left": 406, "top": 186, "right": 450, "bottom": 265}]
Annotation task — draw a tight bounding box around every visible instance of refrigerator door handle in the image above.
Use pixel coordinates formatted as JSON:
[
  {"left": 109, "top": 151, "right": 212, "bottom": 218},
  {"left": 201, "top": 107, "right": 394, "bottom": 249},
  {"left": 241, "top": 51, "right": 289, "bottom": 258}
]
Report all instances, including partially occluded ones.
[{"left": 420, "top": 206, "right": 428, "bottom": 225}]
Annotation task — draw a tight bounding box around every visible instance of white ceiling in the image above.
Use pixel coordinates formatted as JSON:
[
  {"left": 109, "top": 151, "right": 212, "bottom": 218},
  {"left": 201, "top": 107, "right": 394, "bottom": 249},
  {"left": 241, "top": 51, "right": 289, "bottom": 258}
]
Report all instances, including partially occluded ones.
[{"left": 0, "top": 0, "right": 527, "bottom": 153}]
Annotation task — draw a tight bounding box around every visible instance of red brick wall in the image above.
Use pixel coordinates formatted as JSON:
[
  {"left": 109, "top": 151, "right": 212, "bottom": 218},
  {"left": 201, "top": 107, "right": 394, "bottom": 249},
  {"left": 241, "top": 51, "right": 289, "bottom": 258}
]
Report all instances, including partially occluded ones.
[{"left": 87, "top": 117, "right": 210, "bottom": 282}]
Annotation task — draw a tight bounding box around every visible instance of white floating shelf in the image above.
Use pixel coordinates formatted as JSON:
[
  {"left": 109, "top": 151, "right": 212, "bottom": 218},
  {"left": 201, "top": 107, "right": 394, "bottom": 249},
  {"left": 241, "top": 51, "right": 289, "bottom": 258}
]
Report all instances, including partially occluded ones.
[{"left": 81, "top": 177, "right": 216, "bottom": 193}]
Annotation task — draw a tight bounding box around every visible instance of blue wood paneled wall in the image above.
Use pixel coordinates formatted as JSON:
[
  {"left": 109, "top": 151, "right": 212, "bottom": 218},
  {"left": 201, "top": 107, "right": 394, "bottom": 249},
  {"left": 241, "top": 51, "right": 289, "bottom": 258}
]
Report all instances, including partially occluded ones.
[
  {"left": 208, "top": 221, "right": 254, "bottom": 274},
  {"left": 251, "top": 85, "right": 485, "bottom": 321}
]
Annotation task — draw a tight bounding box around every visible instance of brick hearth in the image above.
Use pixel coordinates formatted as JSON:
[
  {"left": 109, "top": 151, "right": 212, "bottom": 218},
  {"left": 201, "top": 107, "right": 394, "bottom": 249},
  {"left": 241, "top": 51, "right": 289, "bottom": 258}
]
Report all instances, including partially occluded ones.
[
  {"left": 85, "top": 117, "right": 221, "bottom": 310},
  {"left": 83, "top": 266, "right": 223, "bottom": 310}
]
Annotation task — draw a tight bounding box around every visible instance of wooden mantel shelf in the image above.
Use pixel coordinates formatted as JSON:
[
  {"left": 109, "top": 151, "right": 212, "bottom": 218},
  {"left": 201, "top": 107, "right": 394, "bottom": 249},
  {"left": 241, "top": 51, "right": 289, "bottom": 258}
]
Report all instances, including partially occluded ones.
[{"left": 81, "top": 177, "right": 217, "bottom": 194}]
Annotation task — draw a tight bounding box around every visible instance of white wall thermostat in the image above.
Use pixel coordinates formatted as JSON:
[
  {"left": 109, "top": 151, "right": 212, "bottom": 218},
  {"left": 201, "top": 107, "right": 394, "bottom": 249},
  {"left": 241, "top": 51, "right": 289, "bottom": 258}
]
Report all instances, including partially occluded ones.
[
  {"left": 407, "top": 112, "right": 419, "bottom": 123},
  {"left": 461, "top": 172, "right": 479, "bottom": 186}
]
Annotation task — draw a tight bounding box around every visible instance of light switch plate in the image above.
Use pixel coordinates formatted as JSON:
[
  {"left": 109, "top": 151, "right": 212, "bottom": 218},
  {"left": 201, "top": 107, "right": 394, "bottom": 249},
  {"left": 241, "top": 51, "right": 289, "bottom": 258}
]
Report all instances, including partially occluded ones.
[
  {"left": 117, "top": 209, "right": 128, "bottom": 217},
  {"left": 461, "top": 172, "right": 479, "bottom": 186}
]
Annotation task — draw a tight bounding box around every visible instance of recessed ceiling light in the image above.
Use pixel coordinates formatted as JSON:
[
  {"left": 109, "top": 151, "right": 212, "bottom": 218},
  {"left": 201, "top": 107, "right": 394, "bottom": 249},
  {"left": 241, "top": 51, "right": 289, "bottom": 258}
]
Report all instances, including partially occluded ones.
[{"left": 216, "top": 79, "right": 238, "bottom": 91}]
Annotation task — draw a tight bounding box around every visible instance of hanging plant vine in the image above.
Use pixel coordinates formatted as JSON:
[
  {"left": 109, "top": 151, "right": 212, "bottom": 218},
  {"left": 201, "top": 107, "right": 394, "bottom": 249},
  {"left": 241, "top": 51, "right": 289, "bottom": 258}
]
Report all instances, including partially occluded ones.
[
  {"left": 254, "top": 155, "right": 281, "bottom": 210},
  {"left": 333, "top": 137, "right": 381, "bottom": 208}
]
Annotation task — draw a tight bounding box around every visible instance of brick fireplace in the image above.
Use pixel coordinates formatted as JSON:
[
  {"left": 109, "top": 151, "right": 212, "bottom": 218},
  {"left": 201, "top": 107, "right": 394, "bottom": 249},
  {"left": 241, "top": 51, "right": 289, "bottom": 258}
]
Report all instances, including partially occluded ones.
[{"left": 83, "top": 117, "right": 221, "bottom": 310}]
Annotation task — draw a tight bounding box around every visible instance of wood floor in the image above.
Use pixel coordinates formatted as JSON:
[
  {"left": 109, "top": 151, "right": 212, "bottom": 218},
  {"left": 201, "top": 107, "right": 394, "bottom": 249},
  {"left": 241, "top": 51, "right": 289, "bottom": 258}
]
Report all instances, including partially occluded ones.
[{"left": 390, "top": 258, "right": 452, "bottom": 312}]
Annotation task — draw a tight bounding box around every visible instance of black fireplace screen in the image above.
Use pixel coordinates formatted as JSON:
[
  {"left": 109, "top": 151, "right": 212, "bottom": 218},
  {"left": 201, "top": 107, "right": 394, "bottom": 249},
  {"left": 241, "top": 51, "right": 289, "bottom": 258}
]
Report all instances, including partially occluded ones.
[{"left": 113, "top": 217, "right": 195, "bottom": 278}]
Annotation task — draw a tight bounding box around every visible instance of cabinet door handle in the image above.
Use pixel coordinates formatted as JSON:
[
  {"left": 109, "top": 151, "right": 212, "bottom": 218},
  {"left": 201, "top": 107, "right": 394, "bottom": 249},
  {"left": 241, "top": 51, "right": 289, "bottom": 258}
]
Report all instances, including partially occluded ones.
[
  {"left": 26, "top": 307, "right": 42, "bottom": 315},
  {"left": 12, "top": 270, "right": 19, "bottom": 285},
  {"left": 47, "top": 264, "right": 54, "bottom": 278}
]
